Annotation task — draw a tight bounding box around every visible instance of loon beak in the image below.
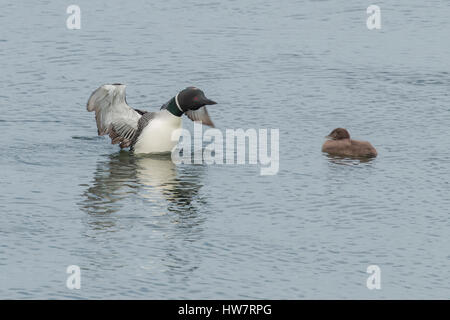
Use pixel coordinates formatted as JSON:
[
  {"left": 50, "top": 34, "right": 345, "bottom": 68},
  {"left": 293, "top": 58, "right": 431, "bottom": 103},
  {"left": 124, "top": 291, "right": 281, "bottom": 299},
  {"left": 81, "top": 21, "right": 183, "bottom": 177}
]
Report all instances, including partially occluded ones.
[{"left": 202, "top": 98, "right": 217, "bottom": 105}]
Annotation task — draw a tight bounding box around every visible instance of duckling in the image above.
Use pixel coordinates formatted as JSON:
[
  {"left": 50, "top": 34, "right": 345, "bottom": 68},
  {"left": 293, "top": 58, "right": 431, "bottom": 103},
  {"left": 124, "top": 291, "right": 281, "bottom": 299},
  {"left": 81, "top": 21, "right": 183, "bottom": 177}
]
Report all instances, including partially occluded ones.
[{"left": 322, "top": 128, "right": 377, "bottom": 158}]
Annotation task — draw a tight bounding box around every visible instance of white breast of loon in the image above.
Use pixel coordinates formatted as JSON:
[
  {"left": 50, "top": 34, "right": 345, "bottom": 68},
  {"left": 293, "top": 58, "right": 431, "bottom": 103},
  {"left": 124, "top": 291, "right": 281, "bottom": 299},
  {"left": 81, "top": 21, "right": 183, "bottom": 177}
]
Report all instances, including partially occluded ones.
[{"left": 133, "top": 110, "right": 182, "bottom": 154}]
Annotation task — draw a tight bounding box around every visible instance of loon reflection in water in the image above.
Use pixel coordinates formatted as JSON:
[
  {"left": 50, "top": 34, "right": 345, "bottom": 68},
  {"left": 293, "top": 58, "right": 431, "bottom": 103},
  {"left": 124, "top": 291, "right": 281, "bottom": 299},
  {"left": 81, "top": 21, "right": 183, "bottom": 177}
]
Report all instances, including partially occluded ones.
[{"left": 80, "top": 151, "right": 206, "bottom": 222}]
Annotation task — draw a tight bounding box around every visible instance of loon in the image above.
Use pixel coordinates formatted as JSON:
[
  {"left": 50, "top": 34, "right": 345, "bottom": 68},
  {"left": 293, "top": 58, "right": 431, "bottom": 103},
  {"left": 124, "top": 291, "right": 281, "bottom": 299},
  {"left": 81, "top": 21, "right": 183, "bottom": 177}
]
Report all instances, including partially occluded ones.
[
  {"left": 86, "top": 84, "right": 217, "bottom": 154},
  {"left": 322, "top": 128, "right": 378, "bottom": 158}
]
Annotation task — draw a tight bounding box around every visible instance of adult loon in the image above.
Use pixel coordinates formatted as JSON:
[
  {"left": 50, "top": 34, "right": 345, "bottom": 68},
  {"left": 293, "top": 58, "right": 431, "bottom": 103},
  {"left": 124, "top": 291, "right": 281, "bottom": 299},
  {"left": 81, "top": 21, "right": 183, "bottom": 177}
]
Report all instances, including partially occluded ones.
[{"left": 87, "top": 84, "right": 217, "bottom": 154}]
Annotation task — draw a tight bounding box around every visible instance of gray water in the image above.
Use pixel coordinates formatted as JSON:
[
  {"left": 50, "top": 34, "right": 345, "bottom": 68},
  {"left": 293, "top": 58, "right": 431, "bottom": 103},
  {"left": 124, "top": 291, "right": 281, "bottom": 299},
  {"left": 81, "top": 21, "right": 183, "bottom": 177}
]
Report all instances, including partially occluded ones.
[{"left": 1, "top": 0, "right": 450, "bottom": 299}]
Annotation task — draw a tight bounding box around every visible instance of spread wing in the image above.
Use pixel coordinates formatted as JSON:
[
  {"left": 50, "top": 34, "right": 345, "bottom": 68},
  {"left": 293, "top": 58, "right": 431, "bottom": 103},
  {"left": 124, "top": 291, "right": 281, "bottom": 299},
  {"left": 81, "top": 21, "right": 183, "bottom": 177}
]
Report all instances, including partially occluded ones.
[
  {"left": 185, "top": 107, "right": 215, "bottom": 127},
  {"left": 87, "top": 84, "right": 142, "bottom": 148}
]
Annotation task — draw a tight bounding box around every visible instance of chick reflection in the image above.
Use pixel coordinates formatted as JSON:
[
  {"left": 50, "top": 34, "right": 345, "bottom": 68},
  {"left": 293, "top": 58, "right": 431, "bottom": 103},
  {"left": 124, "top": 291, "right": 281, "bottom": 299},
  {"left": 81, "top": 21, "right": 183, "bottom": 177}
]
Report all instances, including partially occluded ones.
[
  {"left": 80, "top": 152, "right": 205, "bottom": 227},
  {"left": 325, "top": 154, "right": 376, "bottom": 166}
]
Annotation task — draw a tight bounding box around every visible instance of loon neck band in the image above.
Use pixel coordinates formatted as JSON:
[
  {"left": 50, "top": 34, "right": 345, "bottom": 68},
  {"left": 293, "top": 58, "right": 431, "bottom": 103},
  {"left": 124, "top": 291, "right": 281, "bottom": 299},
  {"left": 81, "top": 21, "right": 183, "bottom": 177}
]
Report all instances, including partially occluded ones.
[
  {"left": 175, "top": 93, "right": 183, "bottom": 112},
  {"left": 166, "top": 95, "right": 184, "bottom": 117}
]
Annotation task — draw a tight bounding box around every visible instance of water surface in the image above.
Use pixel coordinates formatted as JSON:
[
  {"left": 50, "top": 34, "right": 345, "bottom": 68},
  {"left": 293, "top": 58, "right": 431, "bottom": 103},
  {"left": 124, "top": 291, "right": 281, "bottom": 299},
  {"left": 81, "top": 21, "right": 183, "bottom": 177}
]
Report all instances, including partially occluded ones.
[{"left": 1, "top": 0, "right": 450, "bottom": 299}]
